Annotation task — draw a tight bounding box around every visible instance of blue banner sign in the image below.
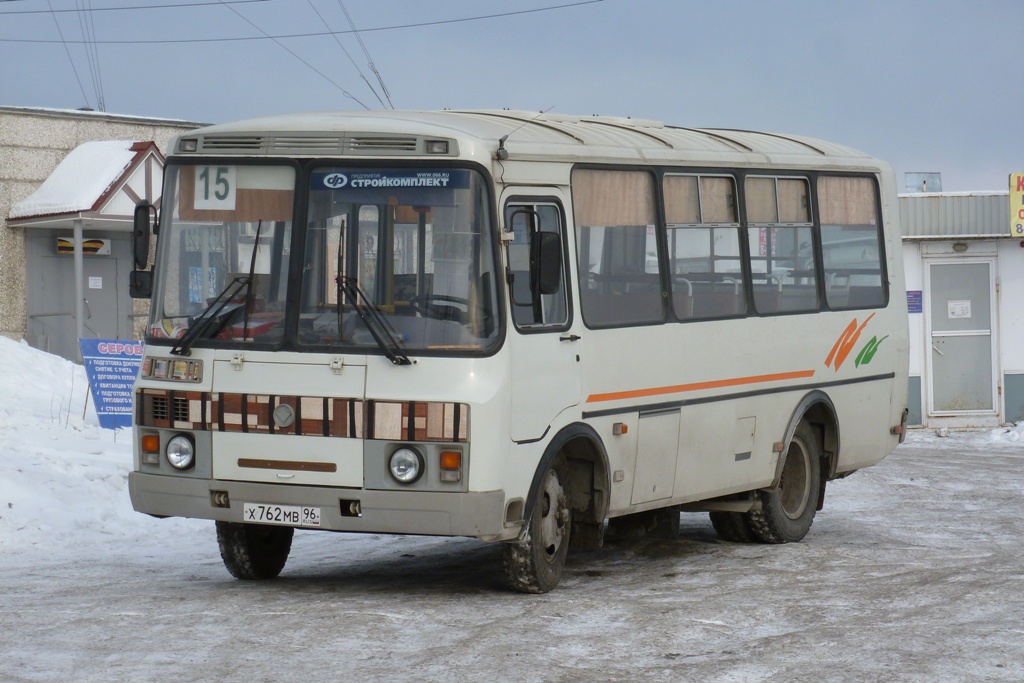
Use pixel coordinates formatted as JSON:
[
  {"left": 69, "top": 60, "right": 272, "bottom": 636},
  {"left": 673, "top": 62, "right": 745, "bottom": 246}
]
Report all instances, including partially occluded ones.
[{"left": 79, "top": 339, "right": 143, "bottom": 430}]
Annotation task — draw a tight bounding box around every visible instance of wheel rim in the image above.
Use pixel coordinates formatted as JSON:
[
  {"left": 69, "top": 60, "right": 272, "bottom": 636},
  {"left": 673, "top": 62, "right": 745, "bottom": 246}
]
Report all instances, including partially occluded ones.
[
  {"left": 538, "top": 470, "right": 568, "bottom": 559},
  {"left": 779, "top": 438, "right": 812, "bottom": 520}
]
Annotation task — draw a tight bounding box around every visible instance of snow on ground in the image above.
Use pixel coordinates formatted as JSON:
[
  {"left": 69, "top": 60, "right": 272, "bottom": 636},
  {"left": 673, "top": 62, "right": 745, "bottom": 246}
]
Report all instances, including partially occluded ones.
[
  {"left": 1, "top": 336, "right": 1023, "bottom": 682},
  {"left": 0, "top": 337, "right": 203, "bottom": 558}
]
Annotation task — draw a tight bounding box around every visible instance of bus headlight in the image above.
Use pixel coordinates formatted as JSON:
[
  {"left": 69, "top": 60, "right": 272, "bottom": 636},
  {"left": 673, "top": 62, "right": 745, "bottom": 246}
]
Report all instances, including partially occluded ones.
[
  {"left": 166, "top": 434, "right": 195, "bottom": 470},
  {"left": 389, "top": 447, "right": 424, "bottom": 484}
]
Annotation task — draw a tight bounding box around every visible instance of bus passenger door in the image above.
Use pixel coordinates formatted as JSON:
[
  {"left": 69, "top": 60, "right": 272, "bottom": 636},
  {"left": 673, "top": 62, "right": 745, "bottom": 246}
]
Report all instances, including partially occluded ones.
[{"left": 503, "top": 195, "right": 581, "bottom": 441}]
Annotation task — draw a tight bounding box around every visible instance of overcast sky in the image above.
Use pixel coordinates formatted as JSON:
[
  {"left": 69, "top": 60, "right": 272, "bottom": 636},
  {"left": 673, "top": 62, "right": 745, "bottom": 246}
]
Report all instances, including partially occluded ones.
[{"left": 1, "top": 0, "right": 1020, "bottom": 191}]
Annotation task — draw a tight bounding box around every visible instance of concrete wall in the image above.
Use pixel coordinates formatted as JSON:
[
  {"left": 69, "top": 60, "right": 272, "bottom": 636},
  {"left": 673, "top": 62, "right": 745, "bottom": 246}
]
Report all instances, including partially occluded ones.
[{"left": 0, "top": 107, "right": 200, "bottom": 342}]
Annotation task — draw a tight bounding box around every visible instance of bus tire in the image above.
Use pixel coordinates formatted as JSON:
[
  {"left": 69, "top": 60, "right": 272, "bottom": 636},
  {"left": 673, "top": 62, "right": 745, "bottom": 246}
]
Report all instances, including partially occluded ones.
[
  {"left": 747, "top": 422, "right": 821, "bottom": 543},
  {"left": 216, "top": 521, "right": 293, "bottom": 580},
  {"left": 503, "top": 465, "right": 571, "bottom": 593},
  {"left": 709, "top": 511, "right": 757, "bottom": 543}
]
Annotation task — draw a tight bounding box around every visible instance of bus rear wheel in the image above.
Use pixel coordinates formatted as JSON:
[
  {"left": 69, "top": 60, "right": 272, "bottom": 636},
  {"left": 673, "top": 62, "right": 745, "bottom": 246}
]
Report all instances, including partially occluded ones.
[
  {"left": 709, "top": 511, "right": 758, "bottom": 542},
  {"left": 747, "top": 422, "right": 821, "bottom": 543},
  {"left": 216, "top": 521, "right": 294, "bottom": 579},
  {"left": 503, "top": 465, "right": 571, "bottom": 593}
]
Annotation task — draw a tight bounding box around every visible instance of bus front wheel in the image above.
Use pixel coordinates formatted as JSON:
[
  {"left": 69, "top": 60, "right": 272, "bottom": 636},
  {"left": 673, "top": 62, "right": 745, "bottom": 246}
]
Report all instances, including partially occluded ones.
[
  {"left": 503, "top": 465, "right": 571, "bottom": 593},
  {"left": 216, "top": 521, "right": 294, "bottom": 579},
  {"left": 747, "top": 422, "right": 822, "bottom": 543}
]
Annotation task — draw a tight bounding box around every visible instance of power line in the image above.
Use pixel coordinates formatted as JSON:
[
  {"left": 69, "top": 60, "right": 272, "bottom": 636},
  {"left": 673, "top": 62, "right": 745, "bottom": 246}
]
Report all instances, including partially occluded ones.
[
  {"left": 0, "top": 0, "right": 269, "bottom": 13},
  {"left": 0, "top": 1, "right": 605, "bottom": 44},
  {"left": 336, "top": 0, "right": 392, "bottom": 109},
  {"left": 304, "top": 0, "right": 387, "bottom": 108},
  {"left": 214, "top": 0, "right": 370, "bottom": 108},
  {"left": 75, "top": 0, "right": 106, "bottom": 111},
  {"left": 46, "top": 0, "right": 90, "bottom": 109}
]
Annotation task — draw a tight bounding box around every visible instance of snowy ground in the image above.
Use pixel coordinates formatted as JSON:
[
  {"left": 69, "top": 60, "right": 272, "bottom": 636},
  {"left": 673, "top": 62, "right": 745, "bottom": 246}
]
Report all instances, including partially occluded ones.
[{"left": 1, "top": 336, "right": 1022, "bottom": 682}]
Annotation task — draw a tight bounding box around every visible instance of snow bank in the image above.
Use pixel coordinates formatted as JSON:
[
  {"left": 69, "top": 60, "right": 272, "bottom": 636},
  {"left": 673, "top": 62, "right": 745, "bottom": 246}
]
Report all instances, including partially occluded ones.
[
  {"left": 0, "top": 337, "right": 200, "bottom": 557},
  {"left": 989, "top": 422, "right": 1024, "bottom": 442}
]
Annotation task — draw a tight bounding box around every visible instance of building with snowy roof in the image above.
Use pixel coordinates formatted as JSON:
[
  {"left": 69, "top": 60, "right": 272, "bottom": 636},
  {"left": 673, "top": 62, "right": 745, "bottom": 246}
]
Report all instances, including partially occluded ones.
[
  {"left": 1, "top": 106, "right": 200, "bottom": 360},
  {"left": 900, "top": 188, "right": 1024, "bottom": 427}
]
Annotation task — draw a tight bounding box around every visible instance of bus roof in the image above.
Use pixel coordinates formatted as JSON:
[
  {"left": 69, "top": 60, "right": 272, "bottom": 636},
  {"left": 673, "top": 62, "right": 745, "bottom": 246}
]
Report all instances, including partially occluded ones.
[{"left": 174, "top": 109, "right": 881, "bottom": 170}]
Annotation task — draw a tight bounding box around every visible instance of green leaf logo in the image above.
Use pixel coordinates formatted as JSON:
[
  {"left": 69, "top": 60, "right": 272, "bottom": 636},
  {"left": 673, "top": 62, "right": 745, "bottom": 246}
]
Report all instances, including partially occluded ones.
[{"left": 855, "top": 335, "right": 889, "bottom": 367}]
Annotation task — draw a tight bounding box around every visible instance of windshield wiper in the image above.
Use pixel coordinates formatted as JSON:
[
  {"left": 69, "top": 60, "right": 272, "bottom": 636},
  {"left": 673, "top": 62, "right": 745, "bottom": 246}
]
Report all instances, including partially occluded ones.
[
  {"left": 171, "top": 221, "right": 264, "bottom": 356},
  {"left": 240, "top": 221, "right": 264, "bottom": 340},
  {"left": 338, "top": 275, "right": 412, "bottom": 366},
  {"left": 170, "top": 276, "right": 250, "bottom": 356}
]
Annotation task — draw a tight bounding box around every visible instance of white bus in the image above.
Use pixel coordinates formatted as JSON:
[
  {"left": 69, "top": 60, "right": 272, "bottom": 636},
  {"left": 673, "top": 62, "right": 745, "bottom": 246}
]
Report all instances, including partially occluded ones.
[{"left": 129, "top": 110, "right": 909, "bottom": 592}]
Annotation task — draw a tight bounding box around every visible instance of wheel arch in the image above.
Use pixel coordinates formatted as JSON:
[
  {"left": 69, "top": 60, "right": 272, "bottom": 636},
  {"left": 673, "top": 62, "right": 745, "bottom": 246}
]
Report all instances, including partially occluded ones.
[
  {"left": 523, "top": 422, "right": 611, "bottom": 529},
  {"left": 773, "top": 390, "right": 841, "bottom": 487}
]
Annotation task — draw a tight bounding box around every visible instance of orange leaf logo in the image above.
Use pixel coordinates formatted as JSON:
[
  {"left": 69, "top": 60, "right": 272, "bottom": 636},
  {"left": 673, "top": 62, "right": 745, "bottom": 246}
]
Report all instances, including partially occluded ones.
[{"left": 825, "top": 313, "right": 875, "bottom": 371}]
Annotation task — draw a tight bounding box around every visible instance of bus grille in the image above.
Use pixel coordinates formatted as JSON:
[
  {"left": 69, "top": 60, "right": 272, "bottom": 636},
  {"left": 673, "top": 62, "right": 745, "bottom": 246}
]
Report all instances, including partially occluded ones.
[
  {"left": 173, "top": 397, "right": 190, "bottom": 423},
  {"left": 346, "top": 136, "right": 419, "bottom": 152},
  {"left": 199, "top": 135, "right": 265, "bottom": 153},
  {"left": 143, "top": 395, "right": 190, "bottom": 424},
  {"left": 150, "top": 395, "right": 168, "bottom": 422},
  {"left": 270, "top": 136, "right": 344, "bottom": 154}
]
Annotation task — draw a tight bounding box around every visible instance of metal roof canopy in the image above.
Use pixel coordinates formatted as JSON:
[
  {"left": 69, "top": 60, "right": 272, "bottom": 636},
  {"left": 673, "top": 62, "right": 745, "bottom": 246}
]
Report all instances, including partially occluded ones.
[
  {"left": 8, "top": 140, "right": 163, "bottom": 357},
  {"left": 899, "top": 192, "right": 1011, "bottom": 240}
]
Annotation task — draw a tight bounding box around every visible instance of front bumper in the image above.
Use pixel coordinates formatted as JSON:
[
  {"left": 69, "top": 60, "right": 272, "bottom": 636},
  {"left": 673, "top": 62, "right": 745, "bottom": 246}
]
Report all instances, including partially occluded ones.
[{"left": 129, "top": 472, "right": 510, "bottom": 540}]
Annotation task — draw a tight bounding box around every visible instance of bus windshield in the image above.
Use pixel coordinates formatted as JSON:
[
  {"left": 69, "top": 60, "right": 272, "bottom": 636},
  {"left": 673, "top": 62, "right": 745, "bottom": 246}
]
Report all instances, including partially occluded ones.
[
  {"left": 149, "top": 164, "right": 500, "bottom": 356},
  {"left": 298, "top": 167, "right": 499, "bottom": 354},
  {"left": 149, "top": 163, "right": 295, "bottom": 345}
]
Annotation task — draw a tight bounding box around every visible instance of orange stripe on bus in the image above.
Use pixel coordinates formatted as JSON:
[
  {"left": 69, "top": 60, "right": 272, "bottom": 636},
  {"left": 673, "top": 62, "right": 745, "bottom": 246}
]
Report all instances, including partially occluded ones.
[{"left": 585, "top": 369, "right": 817, "bottom": 404}]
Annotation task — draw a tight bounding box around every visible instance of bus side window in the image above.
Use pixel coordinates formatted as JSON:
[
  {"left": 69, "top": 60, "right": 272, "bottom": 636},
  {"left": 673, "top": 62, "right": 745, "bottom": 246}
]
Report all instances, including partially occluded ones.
[
  {"left": 818, "top": 176, "right": 886, "bottom": 309},
  {"left": 572, "top": 169, "right": 662, "bottom": 328},
  {"left": 664, "top": 174, "right": 745, "bottom": 320},
  {"left": 745, "top": 176, "right": 818, "bottom": 314},
  {"left": 505, "top": 203, "right": 568, "bottom": 329}
]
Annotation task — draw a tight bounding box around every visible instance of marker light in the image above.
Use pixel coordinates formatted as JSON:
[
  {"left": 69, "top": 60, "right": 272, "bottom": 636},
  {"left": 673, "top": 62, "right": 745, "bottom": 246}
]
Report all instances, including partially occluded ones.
[
  {"left": 425, "top": 140, "right": 449, "bottom": 155},
  {"left": 141, "top": 434, "right": 161, "bottom": 465},
  {"left": 389, "top": 447, "right": 424, "bottom": 484},
  {"left": 439, "top": 450, "right": 462, "bottom": 483},
  {"left": 166, "top": 434, "right": 195, "bottom": 470},
  {"left": 439, "top": 451, "right": 461, "bottom": 470},
  {"left": 179, "top": 138, "right": 198, "bottom": 153}
]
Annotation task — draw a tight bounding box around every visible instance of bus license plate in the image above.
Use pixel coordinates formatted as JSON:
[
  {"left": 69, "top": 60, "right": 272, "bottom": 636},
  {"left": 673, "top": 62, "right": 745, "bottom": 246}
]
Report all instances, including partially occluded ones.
[{"left": 242, "top": 503, "right": 321, "bottom": 528}]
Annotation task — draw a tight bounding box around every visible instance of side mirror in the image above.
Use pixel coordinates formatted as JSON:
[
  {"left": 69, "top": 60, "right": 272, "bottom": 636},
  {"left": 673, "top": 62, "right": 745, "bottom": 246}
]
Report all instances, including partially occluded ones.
[
  {"left": 133, "top": 201, "right": 154, "bottom": 269},
  {"left": 531, "top": 231, "right": 562, "bottom": 296},
  {"left": 129, "top": 269, "right": 152, "bottom": 299},
  {"left": 131, "top": 201, "right": 156, "bottom": 299}
]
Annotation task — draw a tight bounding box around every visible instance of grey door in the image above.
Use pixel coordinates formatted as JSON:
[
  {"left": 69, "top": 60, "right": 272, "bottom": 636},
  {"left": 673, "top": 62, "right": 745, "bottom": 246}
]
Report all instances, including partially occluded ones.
[
  {"left": 927, "top": 261, "right": 995, "bottom": 414},
  {"left": 30, "top": 255, "right": 121, "bottom": 361}
]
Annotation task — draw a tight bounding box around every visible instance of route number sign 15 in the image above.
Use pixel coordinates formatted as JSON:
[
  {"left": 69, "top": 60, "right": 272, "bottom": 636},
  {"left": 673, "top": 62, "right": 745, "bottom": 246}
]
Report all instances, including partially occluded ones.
[{"left": 195, "top": 165, "right": 237, "bottom": 211}]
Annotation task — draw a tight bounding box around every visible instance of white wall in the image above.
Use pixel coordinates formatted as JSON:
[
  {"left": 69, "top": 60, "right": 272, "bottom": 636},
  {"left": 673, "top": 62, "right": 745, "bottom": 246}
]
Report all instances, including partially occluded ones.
[
  {"left": 903, "top": 237, "right": 1024, "bottom": 425},
  {"left": 996, "top": 240, "right": 1024, "bottom": 378},
  {"left": 903, "top": 241, "right": 925, "bottom": 378}
]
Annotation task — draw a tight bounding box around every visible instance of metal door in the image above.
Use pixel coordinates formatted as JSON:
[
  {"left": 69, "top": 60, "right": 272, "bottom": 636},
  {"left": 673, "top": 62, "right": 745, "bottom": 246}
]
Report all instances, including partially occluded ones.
[
  {"left": 926, "top": 260, "right": 996, "bottom": 415},
  {"left": 31, "top": 256, "right": 121, "bottom": 360},
  {"left": 503, "top": 191, "right": 582, "bottom": 442}
]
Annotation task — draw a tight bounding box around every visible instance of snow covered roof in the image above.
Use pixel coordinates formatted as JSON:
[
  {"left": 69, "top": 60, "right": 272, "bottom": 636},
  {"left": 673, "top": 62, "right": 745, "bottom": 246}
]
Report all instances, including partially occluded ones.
[{"left": 8, "top": 140, "right": 163, "bottom": 230}]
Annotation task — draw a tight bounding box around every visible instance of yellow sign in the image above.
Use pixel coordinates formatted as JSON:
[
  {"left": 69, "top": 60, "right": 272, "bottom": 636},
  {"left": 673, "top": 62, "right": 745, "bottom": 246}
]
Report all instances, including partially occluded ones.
[{"left": 1012, "top": 173, "right": 1024, "bottom": 238}]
